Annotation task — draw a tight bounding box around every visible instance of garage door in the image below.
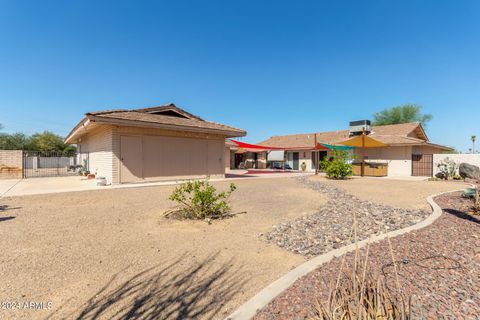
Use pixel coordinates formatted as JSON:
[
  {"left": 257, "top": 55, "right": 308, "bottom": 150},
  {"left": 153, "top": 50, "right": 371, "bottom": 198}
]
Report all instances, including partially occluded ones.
[{"left": 142, "top": 136, "right": 224, "bottom": 181}]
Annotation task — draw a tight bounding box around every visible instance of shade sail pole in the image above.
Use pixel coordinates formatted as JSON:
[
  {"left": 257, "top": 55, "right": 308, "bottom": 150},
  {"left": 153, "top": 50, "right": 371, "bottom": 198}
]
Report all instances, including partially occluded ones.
[
  {"left": 314, "top": 133, "right": 318, "bottom": 175},
  {"left": 361, "top": 128, "right": 365, "bottom": 177}
]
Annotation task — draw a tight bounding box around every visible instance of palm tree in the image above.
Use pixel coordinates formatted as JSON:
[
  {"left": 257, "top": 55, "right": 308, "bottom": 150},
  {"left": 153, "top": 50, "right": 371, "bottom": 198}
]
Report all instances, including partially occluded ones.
[{"left": 472, "top": 135, "right": 477, "bottom": 154}]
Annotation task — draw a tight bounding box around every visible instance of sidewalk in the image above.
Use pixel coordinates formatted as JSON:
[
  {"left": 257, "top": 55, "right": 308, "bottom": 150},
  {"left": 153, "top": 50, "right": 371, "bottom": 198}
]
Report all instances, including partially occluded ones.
[{"left": 0, "top": 172, "right": 313, "bottom": 197}]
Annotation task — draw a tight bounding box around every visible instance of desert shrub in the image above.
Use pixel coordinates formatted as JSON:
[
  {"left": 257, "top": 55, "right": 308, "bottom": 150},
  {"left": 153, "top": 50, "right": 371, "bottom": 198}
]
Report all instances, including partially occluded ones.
[
  {"left": 314, "top": 269, "right": 411, "bottom": 319},
  {"left": 166, "top": 179, "right": 236, "bottom": 220},
  {"left": 321, "top": 150, "right": 353, "bottom": 179},
  {"left": 473, "top": 187, "right": 480, "bottom": 215},
  {"left": 314, "top": 225, "right": 411, "bottom": 319},
  {"left": 436, "top": 157, "right": 458, "bottom": 180}
]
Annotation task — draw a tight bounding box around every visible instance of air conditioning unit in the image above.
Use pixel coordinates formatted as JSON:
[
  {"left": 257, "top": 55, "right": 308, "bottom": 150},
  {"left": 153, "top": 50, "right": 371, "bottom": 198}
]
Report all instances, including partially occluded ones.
[{"left": 349, "top": 120, "right": 371, "bottom": 136}]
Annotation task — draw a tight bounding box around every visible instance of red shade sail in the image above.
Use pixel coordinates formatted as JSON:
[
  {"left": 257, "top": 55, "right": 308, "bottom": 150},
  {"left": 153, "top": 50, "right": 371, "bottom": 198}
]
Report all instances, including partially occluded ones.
[
  {"left": 229, "top": 140, "right": 293, "bottom": 151},
  {"left": 229, "top": 140, "right": 347, "bottom": 152},
  {"left": 314, "top": 143, "right": 330, "bottom": 150}
]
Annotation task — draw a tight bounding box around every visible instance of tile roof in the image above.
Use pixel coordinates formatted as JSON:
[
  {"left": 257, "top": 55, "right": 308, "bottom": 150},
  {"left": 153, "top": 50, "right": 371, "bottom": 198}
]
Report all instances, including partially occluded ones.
[
  {"left": 89, "top": 110, "right": 245, "bottom": 136},
  {"left": 257, "top": 122, "right": 441, "bottom": 148},
  {"left": 66, "top": 104, "right": 246, "bottom": 143}
]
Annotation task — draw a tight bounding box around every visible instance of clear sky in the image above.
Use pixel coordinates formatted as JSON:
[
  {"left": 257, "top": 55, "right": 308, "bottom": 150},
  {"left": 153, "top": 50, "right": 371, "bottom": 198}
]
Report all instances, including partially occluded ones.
[{"left": 1, "top": 1, "right": 479, "bottom": 151}]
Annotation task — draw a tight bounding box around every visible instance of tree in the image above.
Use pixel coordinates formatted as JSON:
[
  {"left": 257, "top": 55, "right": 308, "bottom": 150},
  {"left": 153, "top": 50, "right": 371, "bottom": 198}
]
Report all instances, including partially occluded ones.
[
  {"left": 372, "top": 104, "right": 433, "bottom": 126},
  {"left": 28, "top": 131, "right": 76, "bottom": 153},
  {"left": 472, "top": 135, "right": 477, "bottom": 154},
  {"left": 0, "top": 131, "right": 76, "bottom": 152},
  {"left": 0, "top": 133, "right": 30, "bottom": 150}
]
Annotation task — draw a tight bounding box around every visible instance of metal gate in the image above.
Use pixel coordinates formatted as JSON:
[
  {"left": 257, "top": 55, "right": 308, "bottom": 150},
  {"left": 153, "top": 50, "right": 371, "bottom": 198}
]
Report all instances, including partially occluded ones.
[
  {"left": 23, "top": 151, "right": 80, "bottom": 178},
  {"left": 412, "top": 154, "right": 433, "bottom": 176}
]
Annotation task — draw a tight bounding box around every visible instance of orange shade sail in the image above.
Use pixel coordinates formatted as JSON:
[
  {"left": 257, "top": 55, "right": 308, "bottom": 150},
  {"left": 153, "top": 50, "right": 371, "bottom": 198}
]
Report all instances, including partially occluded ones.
[{"left": 339, "top": 134, "right": 388, "bottom": 148}]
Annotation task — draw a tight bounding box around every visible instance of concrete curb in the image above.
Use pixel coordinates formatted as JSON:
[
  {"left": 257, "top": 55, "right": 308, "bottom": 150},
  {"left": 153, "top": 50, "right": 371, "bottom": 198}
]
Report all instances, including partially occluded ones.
[{"left": 225, "top": 189, "right": 463, "bottom": 320}]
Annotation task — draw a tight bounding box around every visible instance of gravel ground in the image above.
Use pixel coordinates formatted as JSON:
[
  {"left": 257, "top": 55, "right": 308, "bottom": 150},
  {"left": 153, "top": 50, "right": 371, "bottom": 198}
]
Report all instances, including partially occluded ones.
[
  {"left": 0, "top": 176, "right": 469, "bottom": 319},
  {"left": 254, "top": 191, "right": 480, "bottom": 320},
  {"left": 0, "top": 178, "right": 326, "bottom": 320},
  {"left": 262, "top": 177, "right": 430, "bottom": 257},
  {"left": 318, "top": 176, "right": 467, "bottom": 211}
]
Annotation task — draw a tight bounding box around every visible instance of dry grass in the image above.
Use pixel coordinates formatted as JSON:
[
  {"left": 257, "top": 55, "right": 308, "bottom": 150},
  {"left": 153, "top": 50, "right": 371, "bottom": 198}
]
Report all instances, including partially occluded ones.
[{"left": 313, "top": 212, "right": 412, "bottom": 320}]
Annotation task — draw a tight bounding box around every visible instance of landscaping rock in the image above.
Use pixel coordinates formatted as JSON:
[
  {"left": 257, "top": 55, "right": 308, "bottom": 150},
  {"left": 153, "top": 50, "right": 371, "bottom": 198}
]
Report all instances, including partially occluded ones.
[
  {"left": 459, "top": 163, "right": 480, "bottom": 179},
  {"left": 435, "top": 172, "right": 446, "bottom": 179},
  {"left": 262, "top": 177, "right": 430, "bottom": 258},
  {"left": 254, "top": 191, "right": 480, "bottom": 320}
]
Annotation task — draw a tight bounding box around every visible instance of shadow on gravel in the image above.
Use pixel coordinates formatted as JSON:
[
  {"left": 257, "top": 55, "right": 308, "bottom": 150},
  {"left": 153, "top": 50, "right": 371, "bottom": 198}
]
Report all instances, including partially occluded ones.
[
  {"left": 52, "top": 252, "right": 247, "bottom": 320},
  {"left": 444, "top": 208, "right": 480, "bottom": 225},
  {"left": 0, "top": 216, "right": 15, "bottom": 222},
  {"left": 0, "top": 204, "right": 21, "bottom": 212}
]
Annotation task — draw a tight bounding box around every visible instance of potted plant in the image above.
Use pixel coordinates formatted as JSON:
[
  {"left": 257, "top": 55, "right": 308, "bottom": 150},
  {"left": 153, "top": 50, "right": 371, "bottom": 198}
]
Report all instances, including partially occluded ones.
[{"left": 301, "top": 161, "right": 307, "bottom": 171}]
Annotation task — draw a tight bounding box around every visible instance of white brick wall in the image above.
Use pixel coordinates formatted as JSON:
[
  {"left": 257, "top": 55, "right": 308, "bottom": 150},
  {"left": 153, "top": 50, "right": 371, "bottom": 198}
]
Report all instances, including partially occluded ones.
[
  {"left": 0, "top": 150, "right": 23, "bottom": 179},
  {"left": 77, "top": 125, "right": 114, "bottom": 184},
  {"left": 433, "top": 154, "right": 480, "bottom": 176}
]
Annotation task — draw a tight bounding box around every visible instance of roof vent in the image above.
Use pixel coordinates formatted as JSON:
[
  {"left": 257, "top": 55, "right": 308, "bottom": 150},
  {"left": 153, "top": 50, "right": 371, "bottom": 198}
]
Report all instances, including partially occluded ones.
[{"left": 349, "top": 120, "right": 371, "bottom": 136}]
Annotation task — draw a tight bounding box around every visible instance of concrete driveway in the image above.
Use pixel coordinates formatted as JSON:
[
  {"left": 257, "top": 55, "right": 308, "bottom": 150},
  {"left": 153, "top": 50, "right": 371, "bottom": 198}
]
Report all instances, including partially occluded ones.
[
  {"left": 0, "top": 176, "right": 100, "bottom": 197},
  {"left": 0, "top": 171, "right": 313, "bottom": 197}
]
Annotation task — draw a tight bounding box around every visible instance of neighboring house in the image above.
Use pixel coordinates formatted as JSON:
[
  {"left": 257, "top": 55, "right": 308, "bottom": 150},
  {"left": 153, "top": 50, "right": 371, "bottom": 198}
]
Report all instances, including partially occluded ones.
[
  {"left": 229, "top": 122, "right": 451, "bottom": 177},
  {"left": 65, "top": 104, "right": 246, "bottom": 184}
]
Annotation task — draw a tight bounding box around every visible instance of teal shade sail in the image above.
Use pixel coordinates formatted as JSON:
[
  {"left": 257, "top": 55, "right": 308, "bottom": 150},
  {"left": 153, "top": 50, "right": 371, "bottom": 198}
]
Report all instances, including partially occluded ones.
[{"left": 321, "top": 143, "right": 354, "bottom": 151}]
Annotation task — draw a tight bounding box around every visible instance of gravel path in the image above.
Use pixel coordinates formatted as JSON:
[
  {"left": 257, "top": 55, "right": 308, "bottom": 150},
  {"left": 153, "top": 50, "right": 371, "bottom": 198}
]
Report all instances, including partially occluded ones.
[
  {"left": 254, "top": 191, "right": 480, "bottom": 319},
  {"left": 262, "top": 177, "right": 430, "bottom": 257}
]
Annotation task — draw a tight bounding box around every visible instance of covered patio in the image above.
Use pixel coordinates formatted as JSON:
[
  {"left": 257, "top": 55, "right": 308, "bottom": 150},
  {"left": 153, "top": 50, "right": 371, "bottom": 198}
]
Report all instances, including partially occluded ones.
[{"left": 226, "top": 139, "right": 353, "bottom": 172}]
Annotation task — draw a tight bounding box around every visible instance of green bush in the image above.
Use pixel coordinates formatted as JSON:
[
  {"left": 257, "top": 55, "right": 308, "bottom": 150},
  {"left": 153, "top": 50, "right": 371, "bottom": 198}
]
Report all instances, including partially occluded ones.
[
  {"left": 321, "top": 150, "right": 353, "bottom": 179},
  {"left": 166, "top": 179, "right": 237, "bottom": 220}
]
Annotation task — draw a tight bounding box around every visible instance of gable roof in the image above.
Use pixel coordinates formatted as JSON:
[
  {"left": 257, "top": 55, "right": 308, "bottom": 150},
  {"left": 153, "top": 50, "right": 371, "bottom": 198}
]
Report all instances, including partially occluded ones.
[
  {"left": 134, "top": 103, "right": 204, "bottom": 121},
  {"left": 65, "top": 103, "right": 246, "bottom": 143},
  {"left": 257, "top": 122, "right": 451, "bottom": 150}
]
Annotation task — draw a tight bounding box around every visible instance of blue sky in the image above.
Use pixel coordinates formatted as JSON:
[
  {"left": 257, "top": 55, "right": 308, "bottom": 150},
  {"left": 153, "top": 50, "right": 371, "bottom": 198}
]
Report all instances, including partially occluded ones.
[{"left": 0, "top": 0, "right": 479, "bottom": 151}]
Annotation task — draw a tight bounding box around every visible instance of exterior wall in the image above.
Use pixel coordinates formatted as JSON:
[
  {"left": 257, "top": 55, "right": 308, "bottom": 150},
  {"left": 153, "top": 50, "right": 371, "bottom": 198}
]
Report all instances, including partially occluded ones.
[
  {"left": 357, "top": 146, "right": 412, "bottom": 177},
  {"left": 271, "top": 150, "right": 314, "bottom": 171},
  {"left": 0, "top": 150, "right": 23, "bottom": 179},
  {"left": 77, "top": 125, "right": 115, "bottom": 183},
  {"left": 112, "top": 125, "right": 226, "bottom": 183},
  {"left": 257, "top": 152, "right": 267, "bottom": 169},
  {"left": 225, "top": 147, "right": 231, "bottom": 170},
  {"left": 433, "top": 154, "right": 480, "bottom": 176},
  {"left": 298, "top": 150, "right": 313, "bottom": 172},
  {"left": 230, "top": 150, "right": 236, "bottom": 169}
]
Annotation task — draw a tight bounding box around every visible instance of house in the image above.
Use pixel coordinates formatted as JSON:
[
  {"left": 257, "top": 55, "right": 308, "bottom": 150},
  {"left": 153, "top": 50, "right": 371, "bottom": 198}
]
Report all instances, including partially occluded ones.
[
  {"left": 65, "top": 104, "right": 246, "bottom": 184},
  {"left": 229, "top": 122, "right": 451, "bottom": 177}
]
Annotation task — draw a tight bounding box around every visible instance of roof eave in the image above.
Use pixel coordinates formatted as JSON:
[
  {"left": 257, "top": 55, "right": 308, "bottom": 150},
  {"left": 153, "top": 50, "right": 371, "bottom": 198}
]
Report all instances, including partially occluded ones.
[
  {"left": 415, "top": 123, "right": 429, "bottom": 142},
  {"left": 373, "top": 142, "right": 453, "bottom": 151},
  {"left": 90, "top": 115, "right": 246, "bottom": 138},
  {"left": 64, "top": 117, "right": 91, "bottom": 144}
]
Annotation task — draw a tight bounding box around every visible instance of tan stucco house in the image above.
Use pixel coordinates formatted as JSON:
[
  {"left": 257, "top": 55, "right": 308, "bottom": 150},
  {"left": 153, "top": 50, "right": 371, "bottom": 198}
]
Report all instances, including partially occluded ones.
[
  {"left": 230, "top": 122, "right": 451, "bottom": 177},
  {"left": 65, "top": 104, "right": 246, "bottom": 184}
]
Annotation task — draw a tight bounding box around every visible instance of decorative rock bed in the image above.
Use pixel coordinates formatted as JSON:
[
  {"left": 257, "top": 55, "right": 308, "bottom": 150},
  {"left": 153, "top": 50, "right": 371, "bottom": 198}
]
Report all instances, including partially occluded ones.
[
  {"left": 262, "top": 177, "right": 430, "bottom": 258},
  {"left": 254, "top": 190, "right": 480, "bottom": 319}
]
